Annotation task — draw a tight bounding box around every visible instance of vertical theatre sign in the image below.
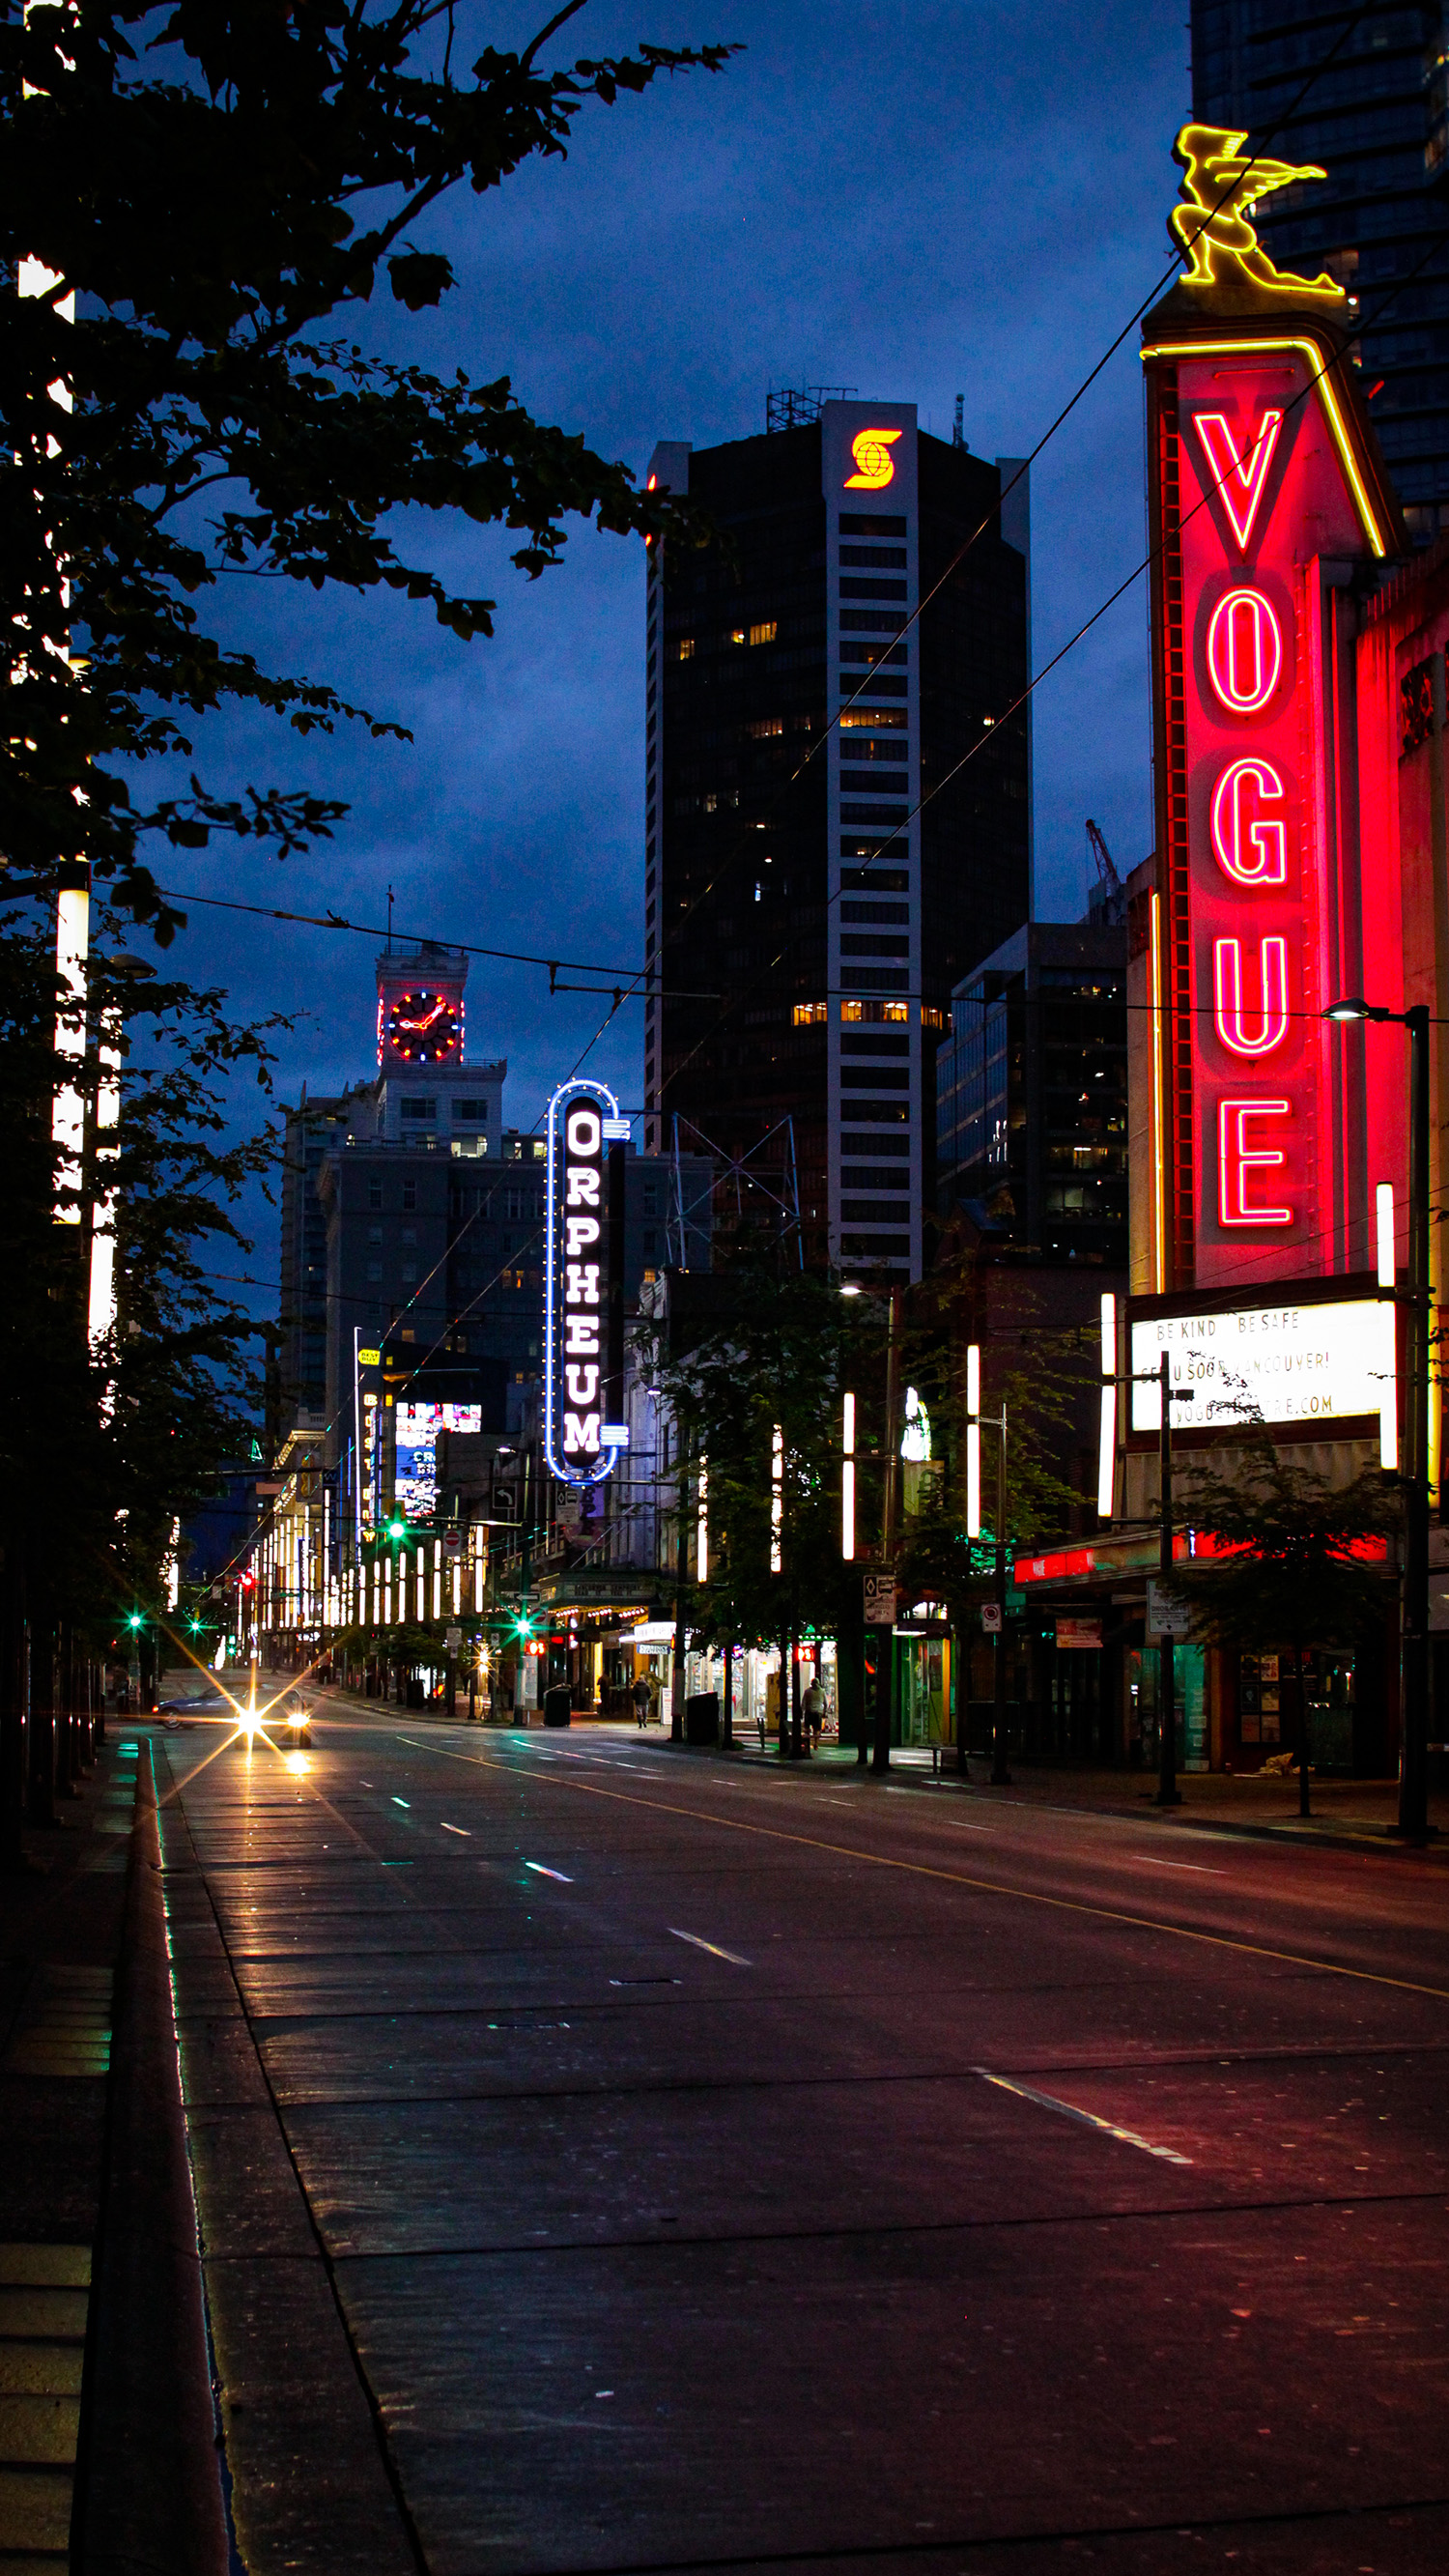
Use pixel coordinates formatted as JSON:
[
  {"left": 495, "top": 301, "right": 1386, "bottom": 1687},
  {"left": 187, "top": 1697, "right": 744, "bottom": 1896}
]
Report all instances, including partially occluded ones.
[
  {"left": 543, "top": 1079, "right": 631, "bottom": 1484},
  {"left": 1142, "top": 124, "right": 1400, "bottom": 1291}
]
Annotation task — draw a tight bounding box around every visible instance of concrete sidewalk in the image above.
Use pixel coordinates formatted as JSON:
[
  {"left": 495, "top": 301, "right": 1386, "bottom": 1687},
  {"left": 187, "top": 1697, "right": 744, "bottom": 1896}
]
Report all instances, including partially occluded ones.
[
  {"left": 719, "top": 1735, "right": 1443, "bottom": 1852},
  {"left": 0, "top": 1724, "right": 228, "bottom": 2574}
]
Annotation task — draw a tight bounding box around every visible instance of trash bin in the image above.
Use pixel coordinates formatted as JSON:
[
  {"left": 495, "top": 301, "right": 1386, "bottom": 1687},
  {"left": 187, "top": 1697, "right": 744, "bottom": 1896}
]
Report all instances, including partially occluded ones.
[
  {"left": 406, "top": 1676, "right": 425, "bottom": 1708},
  {"left": 543, "top": 1684, "right": 573, "bottom": 1729},
  {"left": 685, "top": 1691, "right": 719, "bottom": 1747}
]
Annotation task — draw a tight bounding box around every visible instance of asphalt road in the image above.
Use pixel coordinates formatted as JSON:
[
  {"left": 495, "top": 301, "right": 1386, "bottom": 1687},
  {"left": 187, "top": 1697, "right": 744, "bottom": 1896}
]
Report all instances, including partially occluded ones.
[{"left": 151, "top": 1691, "right": 1449, "bottom": 2576}]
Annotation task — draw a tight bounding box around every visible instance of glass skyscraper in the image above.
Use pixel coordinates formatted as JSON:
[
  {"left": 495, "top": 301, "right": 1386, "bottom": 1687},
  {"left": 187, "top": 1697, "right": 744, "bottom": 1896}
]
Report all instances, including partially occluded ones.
[
  {"left": 1192, "top": 1, "right": 1449, "bottom": 535},
  {"left": 643, "top": 395, "right": 1031, "bottom": 1283}
]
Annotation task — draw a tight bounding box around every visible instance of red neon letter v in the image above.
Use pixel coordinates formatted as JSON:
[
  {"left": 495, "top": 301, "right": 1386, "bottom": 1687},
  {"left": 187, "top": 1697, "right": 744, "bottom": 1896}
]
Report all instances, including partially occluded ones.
[{"left": 1193, "top": 410, "right": 1284, "bottom": 553}]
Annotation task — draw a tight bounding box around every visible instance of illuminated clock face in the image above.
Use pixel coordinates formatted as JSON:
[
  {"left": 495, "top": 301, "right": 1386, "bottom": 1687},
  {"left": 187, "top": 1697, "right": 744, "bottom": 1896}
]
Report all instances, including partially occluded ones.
[{"left": 386, "top": 990, "right": 460, "bottom": 1063}]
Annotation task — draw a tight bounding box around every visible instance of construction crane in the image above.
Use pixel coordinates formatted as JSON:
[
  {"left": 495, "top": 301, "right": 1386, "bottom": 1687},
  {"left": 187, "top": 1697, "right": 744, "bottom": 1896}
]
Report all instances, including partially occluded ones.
[{"left": 1085, "top": 817, "right": 1122, "bottom": 897}]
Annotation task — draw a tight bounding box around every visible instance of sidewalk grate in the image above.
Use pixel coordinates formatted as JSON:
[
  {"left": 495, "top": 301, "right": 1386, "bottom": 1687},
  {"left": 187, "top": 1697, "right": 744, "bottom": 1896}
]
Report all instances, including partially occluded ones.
[
  {"left": 2, "top": 1967, "right": 113, "bottom": 2081},
  {"left": 0, "top": 2244, "right": 90, "bottom": 2567}
]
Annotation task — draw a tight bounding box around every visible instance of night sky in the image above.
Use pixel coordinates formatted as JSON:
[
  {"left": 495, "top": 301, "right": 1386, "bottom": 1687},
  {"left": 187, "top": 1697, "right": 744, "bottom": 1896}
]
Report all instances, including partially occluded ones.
[{"left": 152, "top": 1, "right": 1190, "bottom": 1317}]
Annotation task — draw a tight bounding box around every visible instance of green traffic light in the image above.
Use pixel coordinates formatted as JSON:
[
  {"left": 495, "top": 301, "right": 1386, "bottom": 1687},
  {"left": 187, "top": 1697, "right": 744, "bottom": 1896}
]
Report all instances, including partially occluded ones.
[{"left": 127, "top": 1612, "right": 143, "bottom": 1631}]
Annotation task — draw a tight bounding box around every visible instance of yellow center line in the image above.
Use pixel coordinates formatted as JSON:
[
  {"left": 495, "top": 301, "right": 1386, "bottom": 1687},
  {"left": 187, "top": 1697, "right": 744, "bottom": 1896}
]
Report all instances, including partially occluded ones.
[{"left": 393, "top": 1735, "right": 1449, "bottom": 2007}]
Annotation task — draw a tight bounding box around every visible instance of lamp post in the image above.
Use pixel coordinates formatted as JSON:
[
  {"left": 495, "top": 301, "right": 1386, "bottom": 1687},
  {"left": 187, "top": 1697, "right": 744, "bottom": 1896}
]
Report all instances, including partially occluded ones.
[
  {"left": 1325, "top": 998, "right": 1432, "bottom": 1839},
  {"left": 841, "top": 1281, "right": 903, "bottom": 1772},
  {"left": 965, "top": 1343, "right": 1012, "bottom": 1785}
]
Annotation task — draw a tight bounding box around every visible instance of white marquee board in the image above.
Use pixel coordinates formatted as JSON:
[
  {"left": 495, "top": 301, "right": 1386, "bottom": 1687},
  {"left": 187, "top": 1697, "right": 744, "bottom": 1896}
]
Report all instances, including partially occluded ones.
[{"left": 1130, "top": 1298, "right": 1395, "bottom": 1434}]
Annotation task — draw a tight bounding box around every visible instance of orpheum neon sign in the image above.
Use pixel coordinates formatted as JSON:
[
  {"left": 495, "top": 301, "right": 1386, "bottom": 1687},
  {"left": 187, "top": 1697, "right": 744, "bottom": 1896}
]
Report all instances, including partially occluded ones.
[
  {"left": 1143, "top": 342, "right": 1388, "bottom": 1288},
  {"left": 542, "top": 1078, "right": 631, "bottom": 1485}
]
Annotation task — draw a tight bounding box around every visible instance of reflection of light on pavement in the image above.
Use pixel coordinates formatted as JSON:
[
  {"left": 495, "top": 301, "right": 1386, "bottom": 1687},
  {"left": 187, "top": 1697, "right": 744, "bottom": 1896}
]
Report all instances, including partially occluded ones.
[{"left": 285, "top": 1750, "right": 310, "bottom": 1776}]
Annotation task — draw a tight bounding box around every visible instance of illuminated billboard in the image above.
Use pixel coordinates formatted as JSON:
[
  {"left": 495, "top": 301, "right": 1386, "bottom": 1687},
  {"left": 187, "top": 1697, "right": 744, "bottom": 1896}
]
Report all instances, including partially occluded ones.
[
  {"left": 1130, "top": 1298, "right": 1394, "bottom": 1433},
  {"left": 542, "top": 1079, "right": 631, "bottom": 1485},
  {"left": 395, "top": 1401, "right": 483, "bottom": 1521}
]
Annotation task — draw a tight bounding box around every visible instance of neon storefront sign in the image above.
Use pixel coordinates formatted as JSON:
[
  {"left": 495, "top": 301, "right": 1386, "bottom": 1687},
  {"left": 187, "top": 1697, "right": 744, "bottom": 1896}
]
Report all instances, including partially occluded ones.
[
  {"left": 542, "top": 1078, "right": 631, "bottom": 1485},
  {"left": 1143, "top": 342, "right": 1386, "bottom": 1286}
]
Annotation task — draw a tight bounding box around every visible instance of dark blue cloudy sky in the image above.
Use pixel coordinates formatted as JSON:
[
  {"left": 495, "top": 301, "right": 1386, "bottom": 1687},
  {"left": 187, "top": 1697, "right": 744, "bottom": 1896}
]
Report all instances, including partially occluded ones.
[{"left": 158, "top": 0, "right": 1191, "bottom": 1312}]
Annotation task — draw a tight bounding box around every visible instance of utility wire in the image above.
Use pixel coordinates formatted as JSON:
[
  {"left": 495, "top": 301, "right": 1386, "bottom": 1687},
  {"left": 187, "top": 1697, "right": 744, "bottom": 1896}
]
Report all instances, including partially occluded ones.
[
  {"left": 653, "top": 209, "right": 1449, "bottom": 1102},
  {"left": 153, "top": 12, "right": 1378, "bottom": 1040},
  {"left": 591, "top": 6, "right": 1382, "bottom": 1054}
]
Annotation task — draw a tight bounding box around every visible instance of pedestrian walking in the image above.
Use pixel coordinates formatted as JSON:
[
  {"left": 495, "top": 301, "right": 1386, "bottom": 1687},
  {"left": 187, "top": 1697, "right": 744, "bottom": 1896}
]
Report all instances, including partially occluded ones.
[
  {"left": 803, "top": 1672, "right": 826, "bottom": 1754},
  {"left": 633, "top": 1674, "right": 651, "bottom": 1730}
]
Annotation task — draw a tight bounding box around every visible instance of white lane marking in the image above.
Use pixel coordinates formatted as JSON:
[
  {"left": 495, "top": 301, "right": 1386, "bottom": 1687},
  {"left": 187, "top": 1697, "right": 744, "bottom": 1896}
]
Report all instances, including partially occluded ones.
[
  {"left": 525, "top": 1861, "right": 573, "bottom": 1882},
  {"left": 668, "top": 1927, "right": 752, "bottom": 1966},
  {"left": 976, "top": 2066, "right": 1193, "bottom": 2166},
  {"left": 1129, "top": 1855, "right": 1224, "bottom": 1874},
  {"left": 440, "top": 1822, "right": 470, "bottom": 1837}
]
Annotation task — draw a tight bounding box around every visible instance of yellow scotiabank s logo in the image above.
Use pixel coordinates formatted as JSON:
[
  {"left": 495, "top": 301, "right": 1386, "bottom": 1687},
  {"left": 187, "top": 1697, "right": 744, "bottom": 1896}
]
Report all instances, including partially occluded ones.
[{"left": 844, "top": 427, "right": 902, "bottom": 491}]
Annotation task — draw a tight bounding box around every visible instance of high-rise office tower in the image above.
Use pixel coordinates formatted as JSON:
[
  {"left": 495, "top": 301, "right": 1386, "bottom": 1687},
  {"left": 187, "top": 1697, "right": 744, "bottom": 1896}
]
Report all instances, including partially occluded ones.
[
  {"left": 1192, "top": 2, "right": 1449, "bottom": 536},
  {"left": 644, "top": 393, "right": 1031, "bottom": 1281}
]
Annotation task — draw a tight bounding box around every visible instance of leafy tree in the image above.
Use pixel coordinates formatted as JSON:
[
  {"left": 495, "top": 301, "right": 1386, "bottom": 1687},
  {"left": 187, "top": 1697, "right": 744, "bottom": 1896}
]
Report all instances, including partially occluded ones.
[
  {"left": 4, "top": 0, "right": 731, "bottom": 930},
  {"left": 647, "top": 1260, "right": 876, "bottom": 1738},
  {"left": 1174, "top": 1437, "right": 1398, "bottom": 1816},
  {"left": 895, "top": 1247, "right": 1096, "bottom": 1644}
]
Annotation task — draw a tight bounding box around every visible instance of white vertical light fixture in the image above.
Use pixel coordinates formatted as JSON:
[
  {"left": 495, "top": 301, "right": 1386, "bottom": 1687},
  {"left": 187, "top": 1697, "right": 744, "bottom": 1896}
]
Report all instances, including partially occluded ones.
[
  {"left": 20, "top": 226, "right": 88, "bottom": 1231},
  {"left": 1377, "top": 1182, "right": 1399, "bottom": 1471},
  {"left": 840, "top": 1391, "right": 856, "bottom": 1561},
  {"left": 87, "top": 998, "right": 121, "bottom": 1357},
  {"left": 52, "top": 879, "right": 89, "bottom": 1224},
  {"left": 1377, "top": 1181, "right": 1396, "bottom": 1289},
  {"left": 965, "top": 1345, "right": 980, "bottom": 1540},
  {"left": 1097, "top": 1291, "right": 1118, "bottom": 1521},
  {"left": 770, "top": 1424, "right": 783, "bottom": 1574}
]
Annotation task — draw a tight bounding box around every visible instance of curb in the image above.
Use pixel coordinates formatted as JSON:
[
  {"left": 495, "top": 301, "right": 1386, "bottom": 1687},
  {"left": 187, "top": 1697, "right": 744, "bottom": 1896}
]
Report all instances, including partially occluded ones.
[{"left": 74, "top": 1745, "right": 230, "bottom": 2575}]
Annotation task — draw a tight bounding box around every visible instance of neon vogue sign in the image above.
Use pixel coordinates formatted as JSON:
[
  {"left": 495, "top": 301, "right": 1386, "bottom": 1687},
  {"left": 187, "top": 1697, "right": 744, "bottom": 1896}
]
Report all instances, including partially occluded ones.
[
  {"left": 1190, "top": 409, "right": 1302, "bottom": 1231},
  {"left": 1145, "top": 334, "right": 1384, "bottom": 1287},
  {"left": 542, "top": 1078, "right": 631, "bottom": 1485}
]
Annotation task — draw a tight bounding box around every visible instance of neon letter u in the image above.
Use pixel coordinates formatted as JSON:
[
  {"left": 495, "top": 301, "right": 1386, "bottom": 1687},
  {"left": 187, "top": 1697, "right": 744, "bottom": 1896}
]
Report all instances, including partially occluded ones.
[{"left": 1213, "top": 935, "right": 1291, "bottom": 1057}]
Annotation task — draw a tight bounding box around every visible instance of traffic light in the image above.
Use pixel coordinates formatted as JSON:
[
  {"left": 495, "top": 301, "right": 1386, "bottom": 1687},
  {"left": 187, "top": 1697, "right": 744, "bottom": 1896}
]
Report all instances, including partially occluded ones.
[
  {"left": 513, "top": 1608, "right": 535, "bottom": 1641},
  {"left": 127, "top": 1611, "right": 143, "bottom": 1632}
]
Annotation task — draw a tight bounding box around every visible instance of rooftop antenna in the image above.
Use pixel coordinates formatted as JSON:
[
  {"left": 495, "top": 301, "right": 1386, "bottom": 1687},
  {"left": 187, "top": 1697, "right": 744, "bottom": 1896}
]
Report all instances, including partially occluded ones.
[
  {"left": 385, "top": 883, "right": 394, "bottom": 953},
  {"left": 952, "top": 394, "right": 966, "bottom": 449}
]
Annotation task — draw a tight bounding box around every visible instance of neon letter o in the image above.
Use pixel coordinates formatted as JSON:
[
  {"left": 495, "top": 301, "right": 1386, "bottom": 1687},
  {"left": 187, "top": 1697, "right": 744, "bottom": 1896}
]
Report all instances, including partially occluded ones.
[
  {"left": 1207, "top": 587, "right": 1283, "bottom": 713},
  {"left": 1210, "top": 757, "right": 1288, "bottom": 885},
  {"left": 566, "top": 1106, "right": 601, "bottom": 1158}
]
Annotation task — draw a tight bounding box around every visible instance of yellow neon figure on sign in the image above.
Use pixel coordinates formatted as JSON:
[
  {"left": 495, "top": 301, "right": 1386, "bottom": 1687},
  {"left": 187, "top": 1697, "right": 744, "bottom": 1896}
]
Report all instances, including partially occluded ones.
[
  {"left": 1170, "top": 124, "right": 1345, "bottom": 310},
  {"left": 844, "top": 427, "right": 902, "bottom": 490}
]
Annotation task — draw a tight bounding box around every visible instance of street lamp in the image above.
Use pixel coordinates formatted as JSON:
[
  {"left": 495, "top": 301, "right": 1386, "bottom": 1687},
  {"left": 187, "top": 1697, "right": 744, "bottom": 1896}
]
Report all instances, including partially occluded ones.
[
  {"left": 1324, "top": 997, "right": 1432, "bottom": 1840},
  {"left": 838, "top": 1279, "right": 902, "bottom": 1770},
  {"left": 966, "top": 1347, "right": 1011, "bottom": 1786}
]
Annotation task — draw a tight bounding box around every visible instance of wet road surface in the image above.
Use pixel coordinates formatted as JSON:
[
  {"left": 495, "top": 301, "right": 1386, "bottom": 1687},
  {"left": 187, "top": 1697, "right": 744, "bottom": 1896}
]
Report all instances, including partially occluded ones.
[{"left": 153, "top": 1703, "right": 1449, "bottom": 2575}]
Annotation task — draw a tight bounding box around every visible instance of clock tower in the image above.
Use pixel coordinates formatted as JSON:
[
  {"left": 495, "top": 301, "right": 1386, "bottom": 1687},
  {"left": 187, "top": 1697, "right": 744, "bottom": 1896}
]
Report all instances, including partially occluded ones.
[{"left": 377, "top": 942, "right": 468, "bottom": 1069}]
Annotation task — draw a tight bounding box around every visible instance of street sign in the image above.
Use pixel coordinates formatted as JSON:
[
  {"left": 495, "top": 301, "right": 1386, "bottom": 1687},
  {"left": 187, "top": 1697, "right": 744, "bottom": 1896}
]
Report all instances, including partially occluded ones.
[
  {"left": 443, "top": 1527, "right": 463, "bottom": 1558},
  {"left": 1056, "top": 1617, "right": 1102, "bottom": 1650},
  {"left": 445, "top": 1627, "right": 462, "bottom": 1656},
  {"left": 981, "top": 1602, "right": 1003, "bottom": 1635},
  {"left": 863, "top": 1568, "right": 897, "bottom": 1625},
  {"left": 1147, "top": 1579, "right": 1193, "bottom": 1639}
]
